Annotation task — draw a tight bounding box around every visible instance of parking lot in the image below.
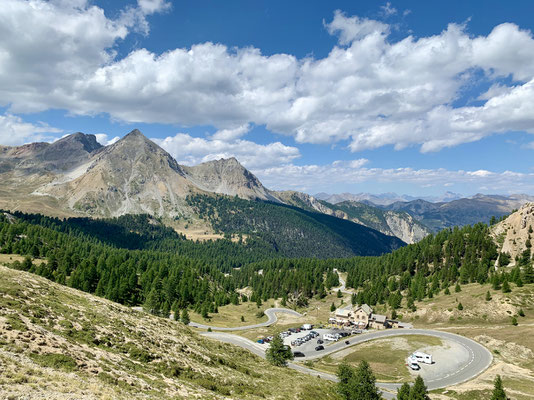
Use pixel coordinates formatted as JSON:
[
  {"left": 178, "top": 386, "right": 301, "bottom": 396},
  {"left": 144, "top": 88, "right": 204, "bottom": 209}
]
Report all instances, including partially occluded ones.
[{"left": 281, "top": 327, "right": 359, "bottom": 355}]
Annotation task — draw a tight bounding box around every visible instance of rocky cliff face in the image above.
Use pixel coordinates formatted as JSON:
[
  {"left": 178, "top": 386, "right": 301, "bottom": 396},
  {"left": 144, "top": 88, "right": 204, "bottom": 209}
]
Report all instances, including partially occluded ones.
[
  {"left": 382, "top": 211, "right": 430, "bottom": 244},
  {"left": 276, "top": 191, "right": 430, "bottom": 243},
  {"left": 491, "top": 202, "right": 534, "bottom": 261}
]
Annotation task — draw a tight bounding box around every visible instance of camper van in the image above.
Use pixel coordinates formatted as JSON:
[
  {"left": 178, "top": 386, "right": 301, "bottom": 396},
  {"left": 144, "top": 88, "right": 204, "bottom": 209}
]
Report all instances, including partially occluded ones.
[{"left": 412, "top": 352, "right": 433, "bottom": 364}]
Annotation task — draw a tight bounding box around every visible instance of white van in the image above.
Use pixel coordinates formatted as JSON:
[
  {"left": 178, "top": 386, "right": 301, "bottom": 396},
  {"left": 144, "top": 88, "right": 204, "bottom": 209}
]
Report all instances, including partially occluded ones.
[
  {"left": 412, "top": 352, "right": 432, "bottom": 364},
  {"left": 323, "top": 333, "right": 340, "bottom": 341}
]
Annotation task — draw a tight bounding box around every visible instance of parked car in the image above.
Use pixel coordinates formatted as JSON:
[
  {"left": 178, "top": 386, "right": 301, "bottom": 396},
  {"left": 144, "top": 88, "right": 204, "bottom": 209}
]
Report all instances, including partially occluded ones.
[
  {"left": 317, "top": 339, "right": 324, "bottom": 344},
  {"left": 345, "top": 340, "right": 350, "bottom": 345},
  {"left": 408, "top": 362, "right": 420, "bottom": 370},
  {"left": 315, "top": 345, "right": 325, "bottom": 351},
  {"left": 293, "top": 351, "right": 305, "bottom": 357},
  {"left": 257, "top": 339, "right": 264, "bottom": 344}
]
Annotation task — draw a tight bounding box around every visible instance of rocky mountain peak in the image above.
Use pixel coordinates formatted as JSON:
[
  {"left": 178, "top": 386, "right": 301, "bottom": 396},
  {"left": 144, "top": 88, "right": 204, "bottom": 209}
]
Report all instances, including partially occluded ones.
[
  {"left": 182, "top": 157, "right": 279, "bottom": 201},
  {"left": 47, "top": 132, "right": 102, "bottom": 155},
  {"left": 492, "top": 202, "right": 534, "bottom": 262}
]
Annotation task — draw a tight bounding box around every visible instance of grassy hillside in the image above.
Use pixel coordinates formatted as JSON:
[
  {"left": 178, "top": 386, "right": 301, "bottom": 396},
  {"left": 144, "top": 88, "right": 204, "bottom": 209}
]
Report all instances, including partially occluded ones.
[{"left": 0, "top": 265, "right": 338, "bottom": 400}]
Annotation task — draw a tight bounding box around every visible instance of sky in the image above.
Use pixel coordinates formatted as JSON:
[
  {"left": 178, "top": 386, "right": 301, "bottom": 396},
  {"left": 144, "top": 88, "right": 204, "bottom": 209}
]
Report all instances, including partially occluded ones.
[{"left": 2, "top": 0, "right": 534, "bottom": 197}]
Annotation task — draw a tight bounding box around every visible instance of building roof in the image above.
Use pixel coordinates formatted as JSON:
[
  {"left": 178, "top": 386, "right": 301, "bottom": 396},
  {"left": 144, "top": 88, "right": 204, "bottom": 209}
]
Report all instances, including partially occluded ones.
[
  {"left": 356, "top": 304, "right": 373, "bottom": 315},
  {"left": 372, "top": 314, "right": 387, "bottom": 323},
  {"left": 335, "top": 309, "right": 351, "bottom": 317},
  {"left": 398, "top": 322, "right": 413, "bottom": 329}
]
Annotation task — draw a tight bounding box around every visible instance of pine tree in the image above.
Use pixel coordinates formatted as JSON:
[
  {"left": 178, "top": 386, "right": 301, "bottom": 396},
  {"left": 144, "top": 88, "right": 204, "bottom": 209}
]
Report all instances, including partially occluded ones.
[
  {"left": 396, "top": 382, "right": 411, "bottom": 400},
  {"left": 485, "top": 291, "right": 492, "bottom": 301},
  {"left": 409, "top": 375, "right": 430, "bottom": 400},
  {"left": 523, "top": 263, "right": 534, "bottom": 284},
  {"left": 330, "top": 302, "right": 336, "bottom": 312},
  {"left": 457, "top": 302, "right": 463, "bottom": 311},
  {"left": 181, "top": 309, "right": 190, "bottom": 325},
  {"left": 336, "top": 363, "right": 355, "bottom": 400},
  {"left": 265, "top": 335, "right": 293, "bottom": 367},
  {"left": 455, "top": 283, "right": 461, "bottom": 292},
  {"left": 337, "top": 289, "right": 343, "bottom": 298},
  {"left": 352, "top": 360, "right": 381, "bottom": 400},
  {"left": 143, "top": 287, "right": 160, "bottom": 315},
  {"left": 501, "top": 279, "right": 511, "bottom": 293},
  {"left": 511, "top": 316, "right": 518, "bottom": 326},
  {"left": 491, "top": 375, "right": 507, "bottom": 400}
]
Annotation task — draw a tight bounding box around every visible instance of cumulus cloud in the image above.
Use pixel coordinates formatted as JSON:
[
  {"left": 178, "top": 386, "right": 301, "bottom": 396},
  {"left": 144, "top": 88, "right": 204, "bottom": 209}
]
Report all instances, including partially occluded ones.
[
  {"left": 0, "top": 114, "right": 62, "bottom": 146},
  {"left": 1, "top": 3, "right": 534, "bottom": 153},
  {"left": 253, "top": 161, "right": 534, "bottom": 194},
  {"left": 324, "top": 10, "right": 389, "bottom": 45},
  {"left": 210, "top": 124, "right": 251, "bottom": 141},
  {"left": 153, "top": 132, "right": 300, "bottom": 169},
  {"left": 95, "top": 133, "right": 120, "bottom": 146}
]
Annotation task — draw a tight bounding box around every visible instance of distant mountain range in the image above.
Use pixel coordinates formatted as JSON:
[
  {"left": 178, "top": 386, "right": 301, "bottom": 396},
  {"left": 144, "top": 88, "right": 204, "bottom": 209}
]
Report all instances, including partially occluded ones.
[
  {"left": 317, "top": 191, "right": 534, "bottom": 232},
  {"left": 2, "top": 129, "right": 533, "bottom": 249},
  {"left": 315, "top": 191, "right": 464, "bottom": 205}
]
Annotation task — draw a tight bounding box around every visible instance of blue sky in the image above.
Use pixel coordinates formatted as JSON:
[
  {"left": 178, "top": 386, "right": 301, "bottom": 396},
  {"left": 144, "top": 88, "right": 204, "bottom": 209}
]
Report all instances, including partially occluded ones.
[{"left": 2, "top": 0, "right": 534, "bottom": 196}]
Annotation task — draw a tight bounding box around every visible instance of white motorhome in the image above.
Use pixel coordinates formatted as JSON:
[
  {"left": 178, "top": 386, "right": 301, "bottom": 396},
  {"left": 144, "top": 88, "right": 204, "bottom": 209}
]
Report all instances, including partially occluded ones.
[
  {"left": 323, "top": 333, "right": 340, "bottom": 341},
  {"left": 412, "top": 352, "right": 432, "bottom": 364}
]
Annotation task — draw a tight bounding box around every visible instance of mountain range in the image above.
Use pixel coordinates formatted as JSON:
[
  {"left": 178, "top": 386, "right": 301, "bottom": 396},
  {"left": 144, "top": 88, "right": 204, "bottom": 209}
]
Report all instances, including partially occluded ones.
[
  {"left": 2, "top": 129, "right": 533, "bottom": 248},
  {"left": 0, "top": 130, "right": 403, "bottom": 256},
  {"left": 314, "top": 191, "right": 464, "bottom": 205}
]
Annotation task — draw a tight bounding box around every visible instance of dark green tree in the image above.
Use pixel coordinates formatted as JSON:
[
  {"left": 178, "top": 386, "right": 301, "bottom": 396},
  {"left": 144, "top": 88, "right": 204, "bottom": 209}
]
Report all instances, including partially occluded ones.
[
  {"left": 490, "top": 375, "right": 507, "bottom": 400},
  {"left": 181, "top": 309, "right": 190, "bottom": 325},
  {"left": 352, "top": 360, "right": 381, "bottom": 400},
  {"left": 396, "top": 382, "right": 411, "bottom": 400},
  {"left": 337, "top": 362, "right": 356, "bottom": 400},
  {"left": 409, "top": 375, "right": 430, "bottom": 400},
  {"left": 265, "top": 335, "right": 293, "bottom": 367},
  {"left": 501, "top": 279, "right": 511, "bottom": 293}
]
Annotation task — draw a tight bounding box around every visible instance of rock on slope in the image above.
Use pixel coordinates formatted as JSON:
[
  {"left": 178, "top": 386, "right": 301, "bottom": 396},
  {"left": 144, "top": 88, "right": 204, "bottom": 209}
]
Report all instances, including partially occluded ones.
[
  {"left": 492, "top": 202, "right": 534, "bottom": 261},
  {"left": 0, "top": 265, "right": 336, "bottom": 400}
]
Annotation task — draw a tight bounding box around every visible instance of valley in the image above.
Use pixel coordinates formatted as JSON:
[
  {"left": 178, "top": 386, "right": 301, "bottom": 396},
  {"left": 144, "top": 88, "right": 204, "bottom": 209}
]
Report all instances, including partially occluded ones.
[{"left": 2, "top": 132, "right": 534, "bottom": 399}]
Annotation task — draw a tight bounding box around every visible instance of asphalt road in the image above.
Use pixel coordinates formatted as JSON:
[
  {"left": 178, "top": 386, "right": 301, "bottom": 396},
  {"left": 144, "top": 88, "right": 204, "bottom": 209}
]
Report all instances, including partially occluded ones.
[
  {"left": 201, "top": 328, "right": 492, "bottom": 399},
  {"left": 189, "top": 307, "right": 302, "bottom": 331}
]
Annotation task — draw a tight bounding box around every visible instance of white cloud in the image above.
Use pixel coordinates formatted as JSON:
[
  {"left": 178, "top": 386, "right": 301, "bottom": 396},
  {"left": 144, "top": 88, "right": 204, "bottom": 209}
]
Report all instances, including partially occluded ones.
[
  {"left": 0, "top": 113, "right": 62, "bottom": 146},
  {"left": 137, "top": 0, "right": 171, "bottom": 15},
  {"left": 253, "top": 161, "right": 534, "bottom": 194},
  {"left": 153, "top": 132, "right": 300, "bottom": 169},
  {"left": 324, "top": 10, "right": 389, "bottom": 45},
  {"left": 349, "top": 158, "right": 369, "bottom": 168},
  {"left": 1, "top": 4, "right": 534, "bottom": 153},
  {"left": 210, "top": 124, "right": 251, "bottom": 141},
  {"left": 380, "top": 2, "right": 397, "bottom": 17},
  {"left": 95, "top": 133, "right": 120, "bottom": 146}
]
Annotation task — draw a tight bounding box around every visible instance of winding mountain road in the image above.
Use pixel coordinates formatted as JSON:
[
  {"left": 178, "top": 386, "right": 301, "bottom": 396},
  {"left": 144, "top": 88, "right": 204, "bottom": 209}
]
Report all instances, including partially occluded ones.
[
  {"left": 189, "top": 307, "right": 302, "bottom": 331},
  {"left": 196, "top": 307, "right": 492, "bottom": 399}
]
